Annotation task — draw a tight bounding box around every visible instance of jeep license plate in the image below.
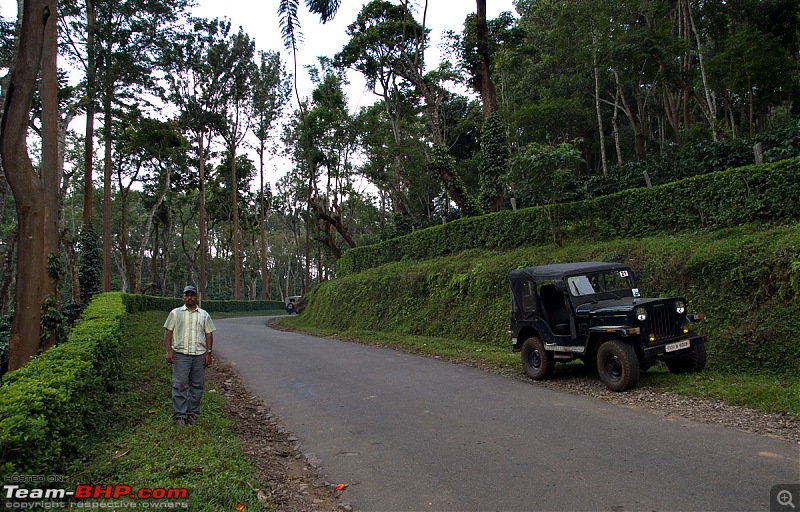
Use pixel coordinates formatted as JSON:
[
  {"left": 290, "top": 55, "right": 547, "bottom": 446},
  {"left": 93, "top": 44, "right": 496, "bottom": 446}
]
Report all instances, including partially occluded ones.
[{"left": 665, "top": 339, "right": 690, "bottom": 352}]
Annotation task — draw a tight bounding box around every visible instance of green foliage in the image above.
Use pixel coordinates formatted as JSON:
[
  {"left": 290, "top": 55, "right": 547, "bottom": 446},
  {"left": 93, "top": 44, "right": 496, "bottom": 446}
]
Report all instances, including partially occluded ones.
[
  {"left": 305, "top": 223, "right": 800, "bottom": 381},
  {"left": 507, "top": 139, "right": 583, "bottom": 207},
  {"left": 0, "top": 293, "right": 126, "bottom": 478},
  {"left": 122, "top": 294, "right": 285, "bottom": 314},
  {"left": 339, "top": 157, "right": 800, "bottom": 275},
  {"left": 478, "top": 111, "right": 509, "bottom": 212},
  {"left": 78, "top": 226, "right": 102, "bottom": 305}
]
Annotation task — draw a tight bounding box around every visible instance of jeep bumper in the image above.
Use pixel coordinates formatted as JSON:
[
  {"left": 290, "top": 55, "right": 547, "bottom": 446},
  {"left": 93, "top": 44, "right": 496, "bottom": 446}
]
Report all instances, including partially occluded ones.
[{"left": 642, "top": 333, "right": 706, "bottom": 359}]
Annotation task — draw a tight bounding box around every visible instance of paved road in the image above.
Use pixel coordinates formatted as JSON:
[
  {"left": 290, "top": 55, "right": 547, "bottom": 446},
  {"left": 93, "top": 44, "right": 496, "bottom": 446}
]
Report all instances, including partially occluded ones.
[{"left": 214, "top": 316, "right": 799, "bottom": 512}]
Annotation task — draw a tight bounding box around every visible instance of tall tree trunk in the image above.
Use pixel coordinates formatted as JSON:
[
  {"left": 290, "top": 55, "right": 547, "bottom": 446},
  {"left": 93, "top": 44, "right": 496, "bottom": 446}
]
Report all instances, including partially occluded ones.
[
  {"left": 591, "top": 31, "right": 608, "bottom": 176},
  {"left": 259, "top": 140, "right": 270, "bottom": 300},
  {"left": 0, "top": 0, "right": 53, "bottom": 370},
  {"left": 82, "top": 0, "right": 96, "bottom": 227},
  {"left": 0, "top": 228, "right": 17, "bottom": 315},
  {"left": 475, "top": 0, "right": 497, "bottom": 118},
  {"left": 101, "top": 94, "right": 112, "bottom": 291},
  {"left": 133, "top": 170, "right": 170, "bottom": 294},
  {"left": 199, "top": 131, "right": 208, "bottom": 300},
  {"left": 231, "top": 142, "right": 241, "bottom": 300}
]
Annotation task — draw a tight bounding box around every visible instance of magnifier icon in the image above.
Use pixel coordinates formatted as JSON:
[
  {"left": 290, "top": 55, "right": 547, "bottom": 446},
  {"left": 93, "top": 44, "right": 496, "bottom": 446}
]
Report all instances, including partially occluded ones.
[{"left": 778, "top": 490, "right": 796, "bottom": 509}]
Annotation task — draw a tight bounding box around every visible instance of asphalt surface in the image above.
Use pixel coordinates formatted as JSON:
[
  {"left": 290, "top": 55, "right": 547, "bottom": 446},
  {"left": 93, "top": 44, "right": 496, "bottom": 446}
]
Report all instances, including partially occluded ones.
[{"left": 214, "top": 316, "right": 800, "bottom": 512}]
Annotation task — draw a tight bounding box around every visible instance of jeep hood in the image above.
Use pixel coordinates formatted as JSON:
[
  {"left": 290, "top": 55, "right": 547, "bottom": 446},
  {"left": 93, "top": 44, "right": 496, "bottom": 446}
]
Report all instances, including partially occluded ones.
[{"left": 575, "top": 297, "right": 670, "bottom": 316}]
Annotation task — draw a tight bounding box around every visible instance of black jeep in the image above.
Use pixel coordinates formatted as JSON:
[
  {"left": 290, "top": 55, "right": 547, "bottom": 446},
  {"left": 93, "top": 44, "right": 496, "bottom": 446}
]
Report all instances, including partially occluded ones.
[{"left": 508, "top": 262, "right": 706, "bottom": 391}]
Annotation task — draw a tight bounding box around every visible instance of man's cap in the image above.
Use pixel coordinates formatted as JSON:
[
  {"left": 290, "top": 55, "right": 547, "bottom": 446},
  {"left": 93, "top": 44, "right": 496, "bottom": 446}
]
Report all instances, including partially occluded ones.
[{"left": 183, "top": 285, "right": 197, "bottom": 294}]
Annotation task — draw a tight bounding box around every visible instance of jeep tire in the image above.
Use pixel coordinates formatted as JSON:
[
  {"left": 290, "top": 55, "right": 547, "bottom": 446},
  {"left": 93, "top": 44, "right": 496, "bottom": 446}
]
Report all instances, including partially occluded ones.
[
  {"left": 521, "top": 336, "right": 554, "bottom": 380},
  {"left": 665, "top": 342, "right": 707, "bottom": 374},
  {"left": 597, "top": 340, "right": 639, "bottom": 392},
  {"left": 286, "top": 303, "right": 294, "bottom": 314}
]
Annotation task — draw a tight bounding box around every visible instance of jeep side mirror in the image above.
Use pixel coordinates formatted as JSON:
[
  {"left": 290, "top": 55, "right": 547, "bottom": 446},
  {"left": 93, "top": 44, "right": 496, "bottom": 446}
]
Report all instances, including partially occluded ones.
[{"left": 554, "top": 280, "right": 566, "bottom": 293}]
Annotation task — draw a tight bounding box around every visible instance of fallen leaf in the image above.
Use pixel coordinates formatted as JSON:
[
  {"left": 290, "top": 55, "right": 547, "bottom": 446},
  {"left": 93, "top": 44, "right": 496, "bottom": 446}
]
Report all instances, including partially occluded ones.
[
  {"left": 112, "top": 450, "right": 130, "bottom": 459},
  {"left": 147, "top": 408, "right": 159, "bottom": 414},
  {"left": 235, "top": 504, "right": 245, "bottom": 511},
  {"left": 334, "top": 484, "right": 348, "bottom": 491}
]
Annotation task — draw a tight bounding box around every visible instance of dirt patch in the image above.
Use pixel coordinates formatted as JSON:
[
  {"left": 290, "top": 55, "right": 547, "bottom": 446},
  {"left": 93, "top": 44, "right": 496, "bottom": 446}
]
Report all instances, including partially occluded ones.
[{"left": 207, "top": 361, "right": 349, "bottom": 512}]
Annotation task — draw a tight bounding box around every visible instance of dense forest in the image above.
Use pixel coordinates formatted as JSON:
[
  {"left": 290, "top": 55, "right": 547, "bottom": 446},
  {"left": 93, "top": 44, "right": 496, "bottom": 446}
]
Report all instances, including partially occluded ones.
[{"left": 0, "top": 0, "right": 799, "bottom": 371}]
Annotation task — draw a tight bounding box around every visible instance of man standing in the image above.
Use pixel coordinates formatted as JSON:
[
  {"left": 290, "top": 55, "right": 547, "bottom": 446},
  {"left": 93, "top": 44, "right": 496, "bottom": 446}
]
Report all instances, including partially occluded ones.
[{"left": 164, "top": 285, "right": 216, "bottom": 427}]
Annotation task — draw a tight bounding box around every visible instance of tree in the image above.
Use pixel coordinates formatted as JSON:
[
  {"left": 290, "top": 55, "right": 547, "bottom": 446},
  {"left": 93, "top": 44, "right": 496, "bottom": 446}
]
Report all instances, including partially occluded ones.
[
  {"left": 251, "top": 50, "right": 290, "bottom": 299},
  {"left": 161, "top": 17, "right": 234, "bottom": 300},
  {"left": 0, "top": 0, "right": 58, "bottom": 370},
  {"left": 215, "top": 28, "right": 255, "bottom": 300}
]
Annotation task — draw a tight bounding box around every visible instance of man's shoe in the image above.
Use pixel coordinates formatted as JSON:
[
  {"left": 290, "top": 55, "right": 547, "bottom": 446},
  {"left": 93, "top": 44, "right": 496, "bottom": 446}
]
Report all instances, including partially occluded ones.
[
  {"left": 175, "top": 417, "right": 186, "bottom": 427},
  {"left": 187, "top": 416, "right": 198, "bottom": 426}
]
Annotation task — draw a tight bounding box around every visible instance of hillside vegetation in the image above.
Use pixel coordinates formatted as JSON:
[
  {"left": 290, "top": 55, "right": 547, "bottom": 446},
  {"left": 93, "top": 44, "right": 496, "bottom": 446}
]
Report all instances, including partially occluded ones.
[{"left": 292, "top": 222, "right": 800, "bottom": 382}]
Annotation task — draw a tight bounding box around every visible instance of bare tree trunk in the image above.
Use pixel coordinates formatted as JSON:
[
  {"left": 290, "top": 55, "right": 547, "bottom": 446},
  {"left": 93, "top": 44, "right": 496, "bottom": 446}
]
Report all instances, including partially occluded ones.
[
  {"left": 230, "top": 141, "right": 242, "bottom": 300},
  {"left": 591, "top": 31, "right": 608, "bottom": 176},
  {"left": 101, "top": 93, "right": 112, "bottom": 291},
  {"left": 0, "top": 228, "right": 17, "bottom": 315},
  {"left": 199, "top": 131, "right": 208, "bottom": 300},
  {"left": 132, "top": 170, "right": 170, "bottom": 294},
  {"left": 82, "top": 0, "right": 96, "bottom": 227},
  {"left": 1, "top": 0, "right": 53, "bottom": 370},
  {"left": 475, "top": 0, "right": 497, "bottom": 118},
  {"left": 688, "top": 0, "right": 718, "bottom": 141}
]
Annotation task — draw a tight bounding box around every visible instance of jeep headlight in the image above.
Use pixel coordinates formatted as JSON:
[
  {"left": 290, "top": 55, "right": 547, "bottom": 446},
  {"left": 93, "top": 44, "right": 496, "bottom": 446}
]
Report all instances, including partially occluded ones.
[
  {"left": 635, "top": 307, "right": 647, "bottom": 322},
  {"left": 674, "top": 300, "right": 686, "bottom": 314}
]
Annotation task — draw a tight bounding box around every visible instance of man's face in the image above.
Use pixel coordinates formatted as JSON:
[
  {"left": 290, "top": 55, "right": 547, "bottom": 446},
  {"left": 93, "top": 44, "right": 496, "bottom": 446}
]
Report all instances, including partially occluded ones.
[{"left": 183, "top": 292, "right": 197, "bottom": 308}]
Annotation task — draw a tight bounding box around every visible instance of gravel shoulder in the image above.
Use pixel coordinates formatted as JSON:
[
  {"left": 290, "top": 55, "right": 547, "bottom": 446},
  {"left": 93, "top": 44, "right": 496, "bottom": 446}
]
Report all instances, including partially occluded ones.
[{"left": 209, "top": 335, "right": 800, "bottom": 512}]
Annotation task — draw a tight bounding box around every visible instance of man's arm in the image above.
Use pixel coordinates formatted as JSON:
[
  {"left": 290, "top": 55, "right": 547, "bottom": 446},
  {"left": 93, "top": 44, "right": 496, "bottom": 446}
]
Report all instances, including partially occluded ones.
[
  {"left": 164, "top": 329, "right": 174, "bottom": 364},
  {"left": 203, "top": 331, "right": 213, "bottom": 367}
]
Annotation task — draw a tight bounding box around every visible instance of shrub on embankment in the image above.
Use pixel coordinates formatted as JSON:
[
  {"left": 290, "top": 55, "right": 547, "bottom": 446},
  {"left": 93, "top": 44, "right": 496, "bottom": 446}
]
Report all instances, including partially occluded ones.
[
  {"left": 298, "top": 223, "right": 800, "bottom": 377},
  {"left": 0, "top": 293, "right": 126, "bottom": 479},
  {"left": 338, "top": 157, "right": 800, "bottom": 276}
]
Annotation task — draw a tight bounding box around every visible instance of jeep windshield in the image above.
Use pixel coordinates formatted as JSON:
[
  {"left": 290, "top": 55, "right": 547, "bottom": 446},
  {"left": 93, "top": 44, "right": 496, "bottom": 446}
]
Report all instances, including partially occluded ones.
[{"left": 566, "top": 270, "right": 635, "bottom": 299}]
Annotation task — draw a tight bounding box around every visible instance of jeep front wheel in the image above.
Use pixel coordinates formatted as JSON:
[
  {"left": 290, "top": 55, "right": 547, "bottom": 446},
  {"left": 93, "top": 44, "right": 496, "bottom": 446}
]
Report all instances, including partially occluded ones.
[
  {"left": 597, "top": 340, "right": 639, "bottom": 392},
  {"left": 521, "top": 336, "right": 554, "bottom": 380}
]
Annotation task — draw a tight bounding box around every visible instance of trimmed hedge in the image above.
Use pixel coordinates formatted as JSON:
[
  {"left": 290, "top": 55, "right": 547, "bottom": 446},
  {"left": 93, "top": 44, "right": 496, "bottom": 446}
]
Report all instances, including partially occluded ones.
[
  {"left": 122, "top": 294, "right": 285, "bottom": 314},
  {"left": 0, "top": 293, "right": 126, "bottom": 479},
  {"left": 338, "top": 157, "right": 800, "bottom": 275}
]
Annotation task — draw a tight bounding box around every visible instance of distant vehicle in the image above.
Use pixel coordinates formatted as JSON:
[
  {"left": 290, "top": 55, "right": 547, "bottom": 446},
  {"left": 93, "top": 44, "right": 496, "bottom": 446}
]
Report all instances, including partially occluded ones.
[
  {"left": 508, "top": 262, "right": 707, "bottom": 392},
  {"left": 285, "top": 295, "right": 303, "bottom": 315}
]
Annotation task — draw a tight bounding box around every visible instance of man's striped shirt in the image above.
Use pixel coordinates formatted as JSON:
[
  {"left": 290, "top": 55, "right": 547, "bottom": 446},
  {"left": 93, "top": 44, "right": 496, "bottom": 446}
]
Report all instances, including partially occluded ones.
[{"left": 164, "top": 306, "right": 216, "bottom": 355}]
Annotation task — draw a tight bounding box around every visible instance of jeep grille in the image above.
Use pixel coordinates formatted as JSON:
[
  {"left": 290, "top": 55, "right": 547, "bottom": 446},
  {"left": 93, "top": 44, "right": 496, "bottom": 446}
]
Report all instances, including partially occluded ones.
[{"left": 648, "top": 304, "right": 674, "bottom": 341}]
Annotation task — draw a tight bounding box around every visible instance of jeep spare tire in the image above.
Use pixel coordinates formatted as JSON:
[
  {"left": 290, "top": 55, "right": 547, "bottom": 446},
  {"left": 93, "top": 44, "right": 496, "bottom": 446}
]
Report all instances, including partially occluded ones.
[
  {"left": 286, "top": 303, "right": 294, "bottom": 313},
  {"left": 521, "top": 336, "right": 554, "bottom": 380},
  {"left": 597, "top": 340, "right": 639, "bottom": 392}
]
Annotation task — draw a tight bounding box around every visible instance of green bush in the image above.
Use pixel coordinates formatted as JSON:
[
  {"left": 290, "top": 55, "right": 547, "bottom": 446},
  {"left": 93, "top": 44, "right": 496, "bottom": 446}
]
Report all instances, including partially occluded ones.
[
  {"left": 339, "top": 157, "right": 800, "bottom": 276},
  {"left": 0, "top": 293, "right": 126, "bottom": 478}
]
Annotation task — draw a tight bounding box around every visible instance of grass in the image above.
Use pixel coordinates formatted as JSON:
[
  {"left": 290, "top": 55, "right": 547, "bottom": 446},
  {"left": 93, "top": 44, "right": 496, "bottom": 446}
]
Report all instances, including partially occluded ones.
[
  {"left": 68, "top": 311, "right": 269, "bottom": 511},
  {"left": 277, "top": 318, "right": 800, "bottom": 417}
]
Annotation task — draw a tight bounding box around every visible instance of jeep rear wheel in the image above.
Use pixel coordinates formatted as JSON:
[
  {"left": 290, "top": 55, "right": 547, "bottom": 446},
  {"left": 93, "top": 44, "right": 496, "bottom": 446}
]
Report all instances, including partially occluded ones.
[
  {"left": 597, "top": 340, "right": 639, "bottom": 392},
  {"left": 665, "top": 343, "right": 707, "bottom": 374},
  {"left": 521, "top": 336, "right": 554, "bottom": 380}
]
